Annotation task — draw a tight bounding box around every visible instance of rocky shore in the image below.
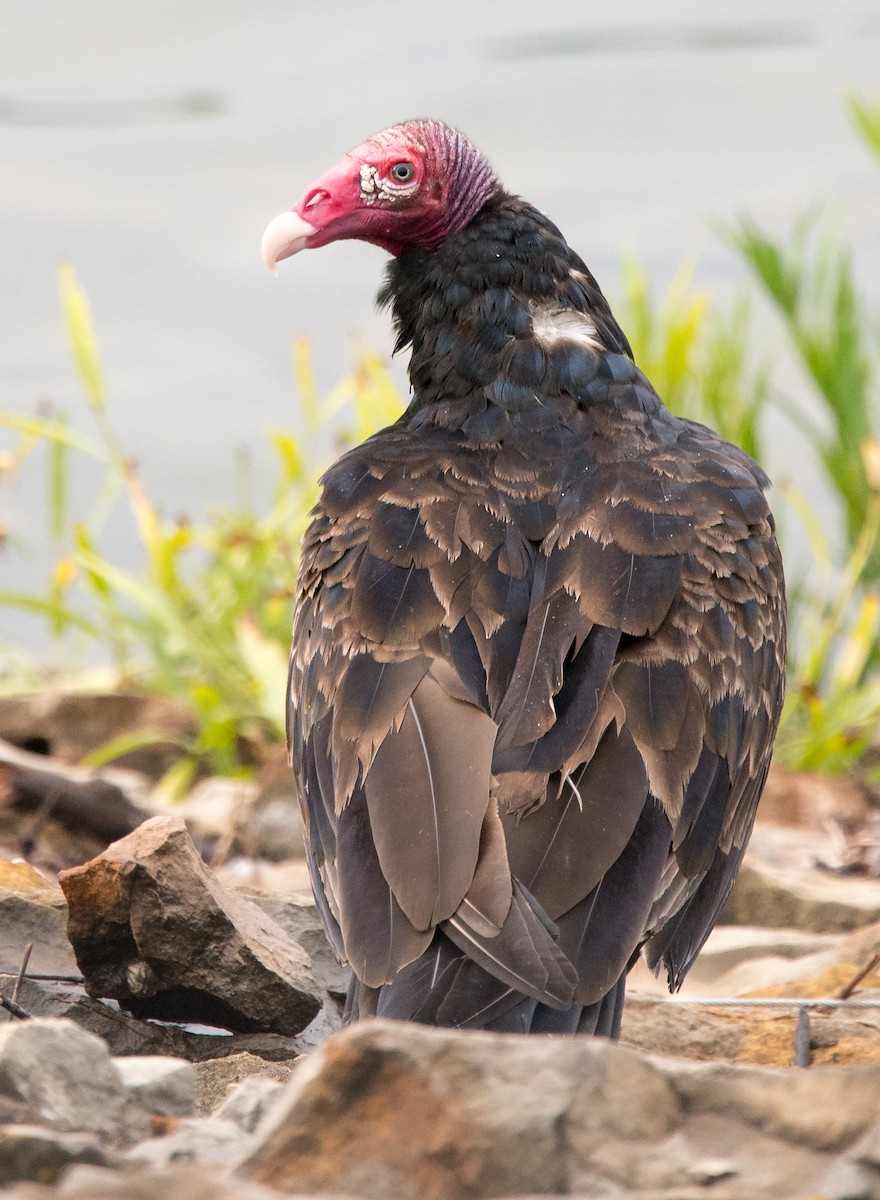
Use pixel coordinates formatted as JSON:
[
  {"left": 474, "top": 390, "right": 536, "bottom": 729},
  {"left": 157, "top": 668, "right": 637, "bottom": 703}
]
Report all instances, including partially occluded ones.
[{"left": 1, "top": 690, "right": 880, "bottom": 1198}]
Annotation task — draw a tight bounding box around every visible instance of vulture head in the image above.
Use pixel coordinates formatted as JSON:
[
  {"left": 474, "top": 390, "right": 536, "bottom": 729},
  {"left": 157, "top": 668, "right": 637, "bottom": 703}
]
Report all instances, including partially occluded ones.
[{"left": 261, "top": 119, "right": 499, "bottom": 266}]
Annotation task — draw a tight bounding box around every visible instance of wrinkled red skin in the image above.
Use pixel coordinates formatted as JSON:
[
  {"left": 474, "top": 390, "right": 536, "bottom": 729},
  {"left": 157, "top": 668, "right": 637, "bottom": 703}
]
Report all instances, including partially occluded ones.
[{"left": 284, "top": 122, "right": 499, "bottom": 258}]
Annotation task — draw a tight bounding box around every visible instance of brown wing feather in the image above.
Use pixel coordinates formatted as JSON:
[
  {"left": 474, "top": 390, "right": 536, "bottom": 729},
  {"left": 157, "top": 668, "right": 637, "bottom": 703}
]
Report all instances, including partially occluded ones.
[
  {"left": 289, "top": 404, "right": 785, "bottom": 1019},
  {"left": 364, "top": 674, "right": 496, "bottom": 930}
]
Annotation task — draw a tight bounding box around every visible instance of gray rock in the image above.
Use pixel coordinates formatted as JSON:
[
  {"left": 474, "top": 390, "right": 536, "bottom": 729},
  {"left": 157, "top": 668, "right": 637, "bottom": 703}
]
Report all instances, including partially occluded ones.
[
  {"left": 125, "top": 1117, "right": 250, "bottom": 1169},
  {"left": 722, "top": 824, "right": 880, "bottom": 933},
  {"left": 215, "top": 1076, "right": 285, "bottom": 1133},
  {"left": 247, "top": 796, "right": 306, "bottom": 863},
  {"left": 0, "top": 1124, "right": 109, "bottom": 1187},
  {"left": 2, "top": 975, "right": 306, "bottom": 1063},
  {"left": 682, "top": 923, "right": 843, "bottom": 987},
  {"left": 113, "top": 1056, "right": 196, "bottom": 1117},
  {"left": 663, "top": 1058, "right": 880, "bottom": 1152},
  {"left": 0, "top": 861, "right": 78, "bottom": 977},
  {"left": 818, "top": 1157, "right": 880, "bottom": 1200},
  {"left": 0, "top": 1017, "right": 149, "bottom": 1142},
  {"left": 58, "top": 816, "right": 322, "bottom": 1036},
  {"left": 246, "top": 892, "right": 350, "bottom": 998},
  {"left": 29, "top": 1161, "right": 332, "bottom": 1198}
]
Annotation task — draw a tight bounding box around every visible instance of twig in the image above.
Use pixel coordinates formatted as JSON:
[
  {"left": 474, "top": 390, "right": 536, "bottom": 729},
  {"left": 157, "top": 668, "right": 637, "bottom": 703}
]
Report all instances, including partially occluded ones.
[
  {"left": 836, "top": 949, "right": 880, "bottom": 1001},
  {"left": 11, "top": 943, "right": 33, "bottom": 1004},
  {"left": 0, "top": 993, "right": 31, "bottom": 1020},
  {"left": 21, "top": 973, "right": 85, "bottom": 984},
  {"left": 22, "top": 784, "right": 62, "bottom": 854}
]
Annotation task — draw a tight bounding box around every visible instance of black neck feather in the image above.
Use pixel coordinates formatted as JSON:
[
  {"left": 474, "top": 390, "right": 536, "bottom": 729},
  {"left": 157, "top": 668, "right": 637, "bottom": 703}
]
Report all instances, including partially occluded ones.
[{"left": 378, "top": 193, "right": 634, "bottom": 426}]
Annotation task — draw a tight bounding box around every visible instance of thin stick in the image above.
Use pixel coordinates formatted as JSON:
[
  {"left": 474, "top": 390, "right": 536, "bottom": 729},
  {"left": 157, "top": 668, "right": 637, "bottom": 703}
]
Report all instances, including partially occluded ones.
[
  {"left": 836, "top": 950, "right": 880, "bottom": 1001},
  {"left": 0, "top": 993, "right": 31, "bottom": 1020},
  {"left": 11, "top": 943, "right": 33, "bottom": 1004},
  {"left": 19, "top": 973, "right": 85, "bottom": 984}
]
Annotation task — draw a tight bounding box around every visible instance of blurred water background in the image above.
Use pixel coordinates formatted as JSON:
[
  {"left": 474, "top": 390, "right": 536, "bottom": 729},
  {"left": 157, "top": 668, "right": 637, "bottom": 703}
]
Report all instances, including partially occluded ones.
[{"left": 2, "top": 0, "right": 880, "bottom": 657}]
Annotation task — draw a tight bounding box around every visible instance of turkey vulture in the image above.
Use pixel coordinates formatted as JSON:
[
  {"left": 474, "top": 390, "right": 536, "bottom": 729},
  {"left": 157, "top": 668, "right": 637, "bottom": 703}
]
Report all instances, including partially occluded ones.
[{"left": 261, "top": 120, "right": 786, "bottom": 1036}]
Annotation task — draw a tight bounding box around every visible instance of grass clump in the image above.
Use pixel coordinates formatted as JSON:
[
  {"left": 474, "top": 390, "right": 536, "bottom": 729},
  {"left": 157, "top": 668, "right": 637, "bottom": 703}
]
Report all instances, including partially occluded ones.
[{"left": 0, "top": 267, "right": 401, "bottom": 788}]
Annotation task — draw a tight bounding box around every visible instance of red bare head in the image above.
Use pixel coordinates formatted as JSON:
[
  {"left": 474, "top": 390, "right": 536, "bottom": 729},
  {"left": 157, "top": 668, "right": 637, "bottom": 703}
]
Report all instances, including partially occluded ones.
[{"left": 261, "top": 119, "right": 499, "bottom": 270}]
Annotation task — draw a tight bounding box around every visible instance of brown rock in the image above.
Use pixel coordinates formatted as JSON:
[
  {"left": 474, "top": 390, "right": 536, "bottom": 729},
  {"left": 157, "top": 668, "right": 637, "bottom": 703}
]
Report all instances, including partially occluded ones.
[
  {"left": 623, "top": 993, "right": 880, "bottom": 1067},
  {"left": 243, "top": 892, "right": 350, "bottom": 998},
  {"left": 195, "top": 1053, "right": 298, "bottom": 1117},
  {"left": 240, "top": 1020, "right": 680, "bottom": 1199},
  {"left": 59, "top": 816, "right": 321, "bottom": 1036},
  {"left": 239, "top": 1020, "right": 880, "bottom": 1200},
  {"left": 758, "top": 764, "right": 872, "bottom": 837},
  {"left": 0, "top": 691, "right": 195, "bottom": 777}
]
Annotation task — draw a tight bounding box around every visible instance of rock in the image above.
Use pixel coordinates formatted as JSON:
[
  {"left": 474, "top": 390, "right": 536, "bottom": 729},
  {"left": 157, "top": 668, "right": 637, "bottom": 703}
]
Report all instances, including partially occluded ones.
[
  {"left": 14, "top": 1161, "right": 329, "bottom": 1198},
  {"left": 722, "top": 824, "right": 880, "bottom": 932},
  {"left": 680, "top": 923, "right": 845, "bottom": 992},
  {"left": 113, "top": 1057, "right": 197, "bottom": 1117},
  {"left": 0, "top": 1018, "right": 149, "bottom": 1142},
  {"left": 248, "top": 747, "right": 306, "bottom": 862},
  {"left": 240, "top": 1020, "right": 680, "bottom": 1198},
  {"left": 724, "top": 919, "right": 880, "bottom": 996},
  {"left": 246, "top": 893, "right": 350, "bottom": 998},
  {"left": 758, "top": 764, "right": 880, "bottom": 876},
  {"left": 58, "top": 816, "right": 322, "bottom": 1036},
  {"left": 622, "top": 994, "right": 764, "bottom": 1062},
  {"left": 215, "top": 1077, "right": 285, "bottom": 1133},
  {"left": 245, "top": 796, "right": 305, "bottom": 863},
  {"left": 194, "top": 1053, "right": 297, "bottom": 1117},
  {"left": 818, "top": 1157, "right": 880, "bottom": 1200},
  {"left": 175, "top": 777, "right": 258, "bottom": 848},
  {"left": 214, "top": 857, "right": 312, "bottom": 901},
  {"left": 0, "top": 976, "right": 305, "bottom": 1063},
  {"left": 125, "top": 1116, "right": 251, "bottom": 1170},
  {"left": 0, "top": 736, "right": 158, "bottom": 873},
  {"left": 758, "top": 763, "right": 872, "bottom": 837},
  {"left": 665, "top": 1057, "right": 880, "bottom": 1152},
  {"left": 287, "top": 998, "right": 344, "bottom": 1054},
  {"left": 0, "top": 691, "right": 195, "bottom": 779},
  {"left": 854, "top": 1116, "right": 880, "bottom": 1169},
  {"left": 239, "top": 1019, "right": 880, "bottom": 1200},
  {"left": 623, "top": 992, "right": 880, "bottom": 1067},
  {"left": 0, "top": 861, "right": 78, "bottom": 976},
  {"left": 176, "top": 755, "right": 305, "bottom": 865},
  {"left": 0, "top": 1125, "right": 109, "bottom": 1187}
]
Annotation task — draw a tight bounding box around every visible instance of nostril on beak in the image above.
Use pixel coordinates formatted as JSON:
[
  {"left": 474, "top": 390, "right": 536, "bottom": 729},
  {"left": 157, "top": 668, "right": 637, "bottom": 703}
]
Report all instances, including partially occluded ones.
[{"left": 304, "top": 189, "right": 329, "bottom": 211}]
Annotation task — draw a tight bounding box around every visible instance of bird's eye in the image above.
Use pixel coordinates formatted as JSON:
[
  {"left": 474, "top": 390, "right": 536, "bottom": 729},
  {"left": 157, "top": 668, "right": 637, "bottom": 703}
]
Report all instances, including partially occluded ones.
[{"left": 390, "top": 161, "right": 415, "bottom": 184}]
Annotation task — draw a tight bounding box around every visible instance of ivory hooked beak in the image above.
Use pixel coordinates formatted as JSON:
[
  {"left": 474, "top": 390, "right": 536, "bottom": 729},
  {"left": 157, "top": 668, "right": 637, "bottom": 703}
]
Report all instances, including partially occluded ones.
[{"left": 261, "top": 210, "right": 318, "bottom": 274}]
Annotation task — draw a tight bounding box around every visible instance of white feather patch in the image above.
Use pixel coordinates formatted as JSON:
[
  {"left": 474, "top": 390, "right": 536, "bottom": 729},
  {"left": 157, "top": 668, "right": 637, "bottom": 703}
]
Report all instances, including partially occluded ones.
[{"left": 529, "top": 303, "right": 604, "bottom": 353}]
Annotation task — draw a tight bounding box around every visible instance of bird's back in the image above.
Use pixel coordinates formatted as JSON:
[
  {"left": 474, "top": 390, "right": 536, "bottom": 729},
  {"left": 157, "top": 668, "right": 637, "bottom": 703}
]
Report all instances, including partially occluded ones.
[{"left": 290, "top": 325, "right": 785, "bottom": 1031}]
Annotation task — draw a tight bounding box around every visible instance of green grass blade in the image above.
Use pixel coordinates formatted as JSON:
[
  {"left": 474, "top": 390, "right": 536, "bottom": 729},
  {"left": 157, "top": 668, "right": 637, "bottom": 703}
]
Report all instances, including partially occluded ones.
[
  {"left": 848, "top": 94, "right": 880, "bottom": 163},
  {"left": 0, "top": 591, "right": 100, "bottom": 637}
]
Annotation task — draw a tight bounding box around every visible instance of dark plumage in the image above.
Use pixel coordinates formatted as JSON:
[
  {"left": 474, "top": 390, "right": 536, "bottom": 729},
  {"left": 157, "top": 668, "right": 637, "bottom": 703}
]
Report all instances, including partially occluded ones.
[{"left": 262, "top": 120, "right": 786, "bottom": 1035}]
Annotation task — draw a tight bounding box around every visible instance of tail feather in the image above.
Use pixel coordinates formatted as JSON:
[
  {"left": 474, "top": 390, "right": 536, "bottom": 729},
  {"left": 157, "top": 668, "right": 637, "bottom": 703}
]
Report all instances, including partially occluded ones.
[{"left": 345, "top": 928, "right": 628, "bottom": 1036}]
